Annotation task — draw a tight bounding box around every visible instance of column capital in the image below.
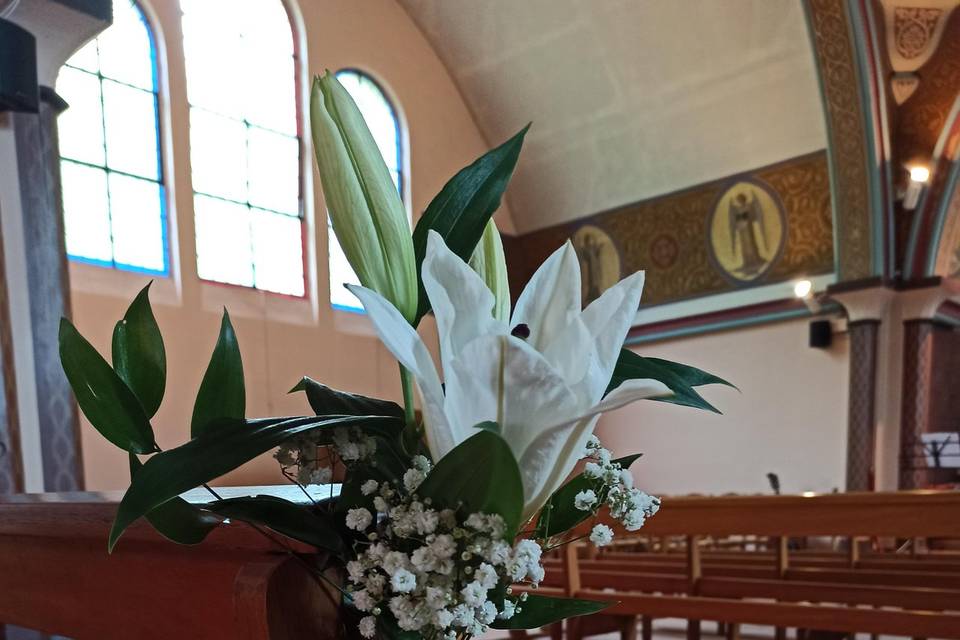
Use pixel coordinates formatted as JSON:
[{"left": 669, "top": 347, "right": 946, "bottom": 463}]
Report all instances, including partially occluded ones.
[{"left": 826, "top": 285, "right": 897, "bottom": 323}]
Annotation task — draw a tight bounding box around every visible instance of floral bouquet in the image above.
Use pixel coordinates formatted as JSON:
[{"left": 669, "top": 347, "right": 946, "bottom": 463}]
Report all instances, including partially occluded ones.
[{"left": 59, "top": 71, "right": 731, "bottom": 639}]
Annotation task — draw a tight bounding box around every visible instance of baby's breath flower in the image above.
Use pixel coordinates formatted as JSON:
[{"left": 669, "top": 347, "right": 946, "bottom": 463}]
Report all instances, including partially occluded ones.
[
  {"left": 590, "top": 524, "right": 614, "bottom": 546},
  {"left": 358, "top": 616, "right": 377, "bottom": 638},
  {"left": 574, "top": 489, "right": 598, "bottom": 511},
  {"left": 346, "top": 507, "right": 373, "bottom": 531},
  {"left": 361, "top": 479, "right": 379, "bottom": 495}
]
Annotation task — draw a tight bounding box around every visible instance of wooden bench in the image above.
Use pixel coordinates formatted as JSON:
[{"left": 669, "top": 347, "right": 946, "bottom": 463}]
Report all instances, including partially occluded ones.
[
  {"left": 554, "top": 490, "right": 960, "bottom": 640},
  {"left": 0, "top": 487, "right": 339, "bottom": 640}
]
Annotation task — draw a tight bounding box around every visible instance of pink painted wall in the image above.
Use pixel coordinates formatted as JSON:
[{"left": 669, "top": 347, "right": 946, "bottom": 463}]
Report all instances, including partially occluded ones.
[
  {"left": 597, "top": 318, "right": 849, "bottom": 497},
  {"left": 72, "top": 0, "right": 513, "bottom": 490}
]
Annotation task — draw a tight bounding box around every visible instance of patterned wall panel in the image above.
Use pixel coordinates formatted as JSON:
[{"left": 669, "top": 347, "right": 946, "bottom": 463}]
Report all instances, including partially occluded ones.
[
  {"left": 0, "top": 210, "right": 23, "bottom": 494},
  {"left": 899, "top": 319, "right": 936, "bottom": 489},
  {"left": 506, "top": 151, "right": 834, "bottom": 308},
  {"left": 846, "top": 319, "right": 879, "bottom": 491},
  {"left": 805, "top": 0, "right": 879, "bottom": 281},
  {"left": 12, "top": 90, "right": 83, "bottom": 492}
]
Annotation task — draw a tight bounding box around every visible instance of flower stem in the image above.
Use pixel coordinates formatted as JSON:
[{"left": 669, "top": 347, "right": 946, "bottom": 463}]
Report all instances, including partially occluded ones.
[{"left": 399, "top": 364, "right": 416, "bottom": 428}]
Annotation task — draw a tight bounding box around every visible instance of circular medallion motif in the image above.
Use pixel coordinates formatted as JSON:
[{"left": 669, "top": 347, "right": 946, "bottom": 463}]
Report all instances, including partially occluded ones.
[
  {"left": 708, "top": 180, "right": 786, "bottom": 284},
  {"left": 571, "top": 225, "right": 621, "bottom": 305}
]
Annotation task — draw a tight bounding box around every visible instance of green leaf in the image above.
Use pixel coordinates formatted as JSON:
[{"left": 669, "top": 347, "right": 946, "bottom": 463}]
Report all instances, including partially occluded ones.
[
  {"left": 109, "top": 414, "right": 397, "bottom": 550},
  {"left": 417, "top": 430, "right": 523, "bottom": 537},
  {"left": 537, "top": 454, "right": 642, "bottom": 538},
  {"left": 191, "top": 310, "right": 245, "bottom": 437},
  {"left": 606, "top": 349, "right": 733, "bottom": 414},
  {"left": 207, "top": 495, "right": 345, "bottom": 556},
  {"left": 112, "top": 283, "right": 166, "bottom": 417},
  {"left": 129, "top": 454, "right": 220, "bottom": 544},
  {"left": 412, "top": 124, "right": 529, "bottom": 323},
  {"left": 59, "top": 318, "right": 156, "bottom": 454},
  {"left": 492, "top": 595, "right": 613, "bottom": 630},
  {"left": 290, "top": 377, "right": 403, "bottom": 419}
]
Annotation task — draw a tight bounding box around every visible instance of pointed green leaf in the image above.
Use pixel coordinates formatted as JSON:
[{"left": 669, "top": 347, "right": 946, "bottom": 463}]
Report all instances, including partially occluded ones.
[
  {"left": 112, "top": 283, "right": 166, "bottom": 417},
  {"left": 491, "top": 595, "right": 613, "bottom": 630},
  {"left": 207, "top": 495, "right": 345, "bottom": 556},
  {"left": 59, "top": 318, "right": 156, "bottom": 454},
  {"left": 129, "top": 454, "right": 220, "bottom": 544},
  {"left": 412, "top": 124, "right": 529, "bottom": 323},
  {"left": 109, "top": 414, "right": 397, "bottom": 550},
  {"left": 191, "top": 310, "right": 245, "bottom": 437},
  {"left": 606, "top": 349, "right": 732, "bottom": 414},
  {"left": 290, "top": 377, "right": 403, "bottom": 419},
  {"left": 417, "top": 430, "right": 523, "bottom": 537},
  {"left": 537, "top": 454, "right": 642, "bottom": 538}
]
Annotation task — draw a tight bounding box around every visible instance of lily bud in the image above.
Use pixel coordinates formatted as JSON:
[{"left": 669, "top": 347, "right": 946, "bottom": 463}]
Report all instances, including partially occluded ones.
[
  {"left": 468, "top": 219, "right": 511, "bottom": 322},
  {"left": 311, "top": 71, "right": 418, "bottom": 323}
]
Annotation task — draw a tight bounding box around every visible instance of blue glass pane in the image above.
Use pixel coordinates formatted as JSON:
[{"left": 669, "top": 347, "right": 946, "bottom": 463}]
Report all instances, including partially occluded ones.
[
  {"left": 99, "top": 0, "right": 155, "bottom": 90},
  {"left": 56, "top": 67, "right": 105, "bottom": 166},
  {"left": 252, "top": 208, "right": 304, "bottom": 296},
  {"left": 328, "top": 227, "right": 363, "bottom": 311},
  {"left": 61, "top": 161, "right": 112, "bottom": 262},
  {"left": 102, "top": 79, "right": 160, "bottom": 180},
  {"left": 108, "top": 173, "right": 166, "bottom": 272},
  {"left": 194, "top": 195, "right": 254, "bottom": 287}
]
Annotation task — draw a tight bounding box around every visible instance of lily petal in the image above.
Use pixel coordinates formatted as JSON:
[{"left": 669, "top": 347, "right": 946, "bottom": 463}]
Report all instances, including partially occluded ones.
[
  {"left": 422, "top": 230, "right": 506, "bottom": 378},
  {"left": 511, "top": 241, "right": 581, "bottom": 352},
  {"left": 518, "top": 377, "right": 671, "bottom": 521},
  {"left": 579, "top": 269, "right": 647, "bottom": 402},
  {"left": 345, "top": 284, "right": 452, "bottom": 459}
]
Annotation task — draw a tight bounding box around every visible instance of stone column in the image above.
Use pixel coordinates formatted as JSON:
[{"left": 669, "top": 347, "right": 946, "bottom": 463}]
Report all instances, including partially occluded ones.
[
  {"left": 898, "top": 319, "right": 938, "bottom": 489},
  {"left": 10, "top": 88, "right": 82, "bottom": 491}
]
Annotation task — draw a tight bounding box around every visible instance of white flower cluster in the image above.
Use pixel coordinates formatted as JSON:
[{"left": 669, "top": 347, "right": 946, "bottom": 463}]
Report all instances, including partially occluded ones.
[
  {"left": 577, "top": 435, "right": 660, "bottom": 545},
  {"left": 274, "top": 427, "right": 377, "bottom": 486},
  {"left": 344, "top": 461, "right": 543, "bottom": 639}
]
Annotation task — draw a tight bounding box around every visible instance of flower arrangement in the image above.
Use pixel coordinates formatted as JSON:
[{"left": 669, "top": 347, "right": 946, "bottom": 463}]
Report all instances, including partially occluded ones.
[{"left": 59, "top": 71, "right": 732, "bottom": 639}]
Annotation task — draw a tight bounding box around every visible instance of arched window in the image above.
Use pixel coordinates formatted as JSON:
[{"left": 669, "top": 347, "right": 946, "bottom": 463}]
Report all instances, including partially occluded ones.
[
  {"left": 56, "top": 0, "right": 167, "bottom": 275},
  {"left": 329, "top": 69, "right": 404, "bottom": 312},
  {"left": 181, "top": 0, "right": 304, "bottom": 297}
]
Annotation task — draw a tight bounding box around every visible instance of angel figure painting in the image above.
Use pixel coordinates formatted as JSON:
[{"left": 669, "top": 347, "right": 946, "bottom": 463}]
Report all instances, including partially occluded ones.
[{"left": 708, "top": 181, "right": 785, "bottom": 283}]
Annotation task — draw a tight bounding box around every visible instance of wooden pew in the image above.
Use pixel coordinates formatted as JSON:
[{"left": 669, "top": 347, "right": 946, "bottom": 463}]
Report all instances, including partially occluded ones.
[
  {"left": 556, "top": 490, "right": 960, "bottom": 640},
  {"left": 0, "top": 488, "right": 340, "bottom": 640}
]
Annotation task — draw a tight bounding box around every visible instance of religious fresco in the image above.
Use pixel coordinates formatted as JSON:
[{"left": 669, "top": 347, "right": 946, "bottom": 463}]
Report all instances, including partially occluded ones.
[{"left": 506, "top": 151, "right": 833, "bottom": 307}]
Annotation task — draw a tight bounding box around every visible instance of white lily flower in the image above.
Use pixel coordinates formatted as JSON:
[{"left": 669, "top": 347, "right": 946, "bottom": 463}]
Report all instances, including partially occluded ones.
[{"left": 347, "top": 231, "right": 670, "bottom": 522}]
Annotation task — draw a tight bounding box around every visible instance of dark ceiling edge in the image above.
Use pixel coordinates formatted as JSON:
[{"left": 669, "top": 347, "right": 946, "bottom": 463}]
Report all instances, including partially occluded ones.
[{"left": 51, "top": 0, "right": 111, "bottom": 21}]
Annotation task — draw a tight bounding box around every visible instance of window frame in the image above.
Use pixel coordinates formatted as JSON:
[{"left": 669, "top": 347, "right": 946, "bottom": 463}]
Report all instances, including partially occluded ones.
[
  {"left": 182, "top": 0, "right": 308, "bottom": 300},
  {"left": 57, "top": 0, "right": 170, "bottom": 278}
]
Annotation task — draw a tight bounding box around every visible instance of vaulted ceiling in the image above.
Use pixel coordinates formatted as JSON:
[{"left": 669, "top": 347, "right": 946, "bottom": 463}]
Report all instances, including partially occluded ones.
[{"left": 398, "top": 0, "right": 827, "bottom": 233}]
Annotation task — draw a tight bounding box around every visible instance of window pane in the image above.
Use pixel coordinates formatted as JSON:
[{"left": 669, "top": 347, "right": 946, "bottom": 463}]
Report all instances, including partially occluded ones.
[
  {"left": 248, "top": 127, "right": 299, "bottom": 215},
  {"left": 244, "top": 52, "right": 296, "bottom": 135},
  {"left": 65, "top": 40, "right": 99, "bottom": 72},
  {"left": 189, "top": 108, "right": 248, "bottom": 202},
  {"left": 56, "top": 67, "right": 105, "bottom": 166},
  {"left": 328, "top": 226, "right": 363, "bottom": 311},
  {"left": 241, "top": 0, "right": 293, "bottom": 55},
  {"left": 98, "top": 0, "right": 155, "bottom": 90},
  {"left": 103, "top": 80, "right": 160, "bottom": 180},
  {"left": 337, "top": 72, "right": 401, "bottom": 174},
  {"left": 108, "top": 173, "right": 166, "bottom": 272},
  {"left": 61, "top": 161, "right": 112, "bottom": 262},
  {"left": 181, "top": 7, "right": 244, "bottom": 119},
  {"left": 252, "top": 208, "right": 304, "bottom": 296},
  {"left": 194, "top": 195, "right": 254, "bottom": 287}
]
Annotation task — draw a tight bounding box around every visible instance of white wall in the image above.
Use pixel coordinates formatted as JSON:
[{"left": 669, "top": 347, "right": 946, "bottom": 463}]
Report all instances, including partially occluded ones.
[{"left": 597, "top": 317, "right": 849, "bottom": 497}]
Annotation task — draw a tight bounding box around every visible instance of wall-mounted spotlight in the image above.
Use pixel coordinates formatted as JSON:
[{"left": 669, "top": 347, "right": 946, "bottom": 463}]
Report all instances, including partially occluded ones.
[
  {"left": 793, "top": 279, "right": 813, "bottom": 299},
  {"left": 903, "top": 165, "right": 931, "bottom": 210}
]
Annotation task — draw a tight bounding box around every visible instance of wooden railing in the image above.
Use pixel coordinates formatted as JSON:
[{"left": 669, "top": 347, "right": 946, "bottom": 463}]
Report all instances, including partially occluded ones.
[
  {"left": 0, "top": 487, "right": 339, "bottom": 640},
  {"left": 553, "top": 491, "right": 960, "bottom": 640}
]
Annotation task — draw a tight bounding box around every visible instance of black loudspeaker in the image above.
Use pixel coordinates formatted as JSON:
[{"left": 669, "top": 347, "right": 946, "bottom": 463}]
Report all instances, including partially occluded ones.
[
  {"left": 0, "top": 19, "right": 38, "bottom": 113},
  {"left": 809, "top": 319, "right": 833, "bottom": 349}
]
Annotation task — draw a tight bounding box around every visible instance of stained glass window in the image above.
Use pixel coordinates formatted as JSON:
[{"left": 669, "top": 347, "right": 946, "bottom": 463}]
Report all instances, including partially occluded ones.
[
  {"left": 56, "top": 0, "right": 167, "bottom": 275},
  {"left": 329, "top": 70, "right": 404, "bottom": 312},
  {"left": 181, "top": 0, "right": 304, "bottom": 297}
]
